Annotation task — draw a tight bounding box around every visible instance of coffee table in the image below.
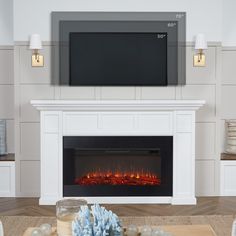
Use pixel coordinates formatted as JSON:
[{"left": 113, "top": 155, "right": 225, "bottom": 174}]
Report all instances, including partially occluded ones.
[{"left": 23, "top": 224, "right": 217, "bottom": 236}]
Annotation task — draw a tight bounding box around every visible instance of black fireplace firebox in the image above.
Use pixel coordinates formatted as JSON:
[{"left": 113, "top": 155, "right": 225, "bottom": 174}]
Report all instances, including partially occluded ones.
[{"left": 63, "top": 136, "right": 173, "bottom": 197}]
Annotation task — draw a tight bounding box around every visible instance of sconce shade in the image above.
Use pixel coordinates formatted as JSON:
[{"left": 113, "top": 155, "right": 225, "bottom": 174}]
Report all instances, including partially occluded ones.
[
  {"left": 29, "top": 34, "right": 42, "bottom": 50},
  {"left": 195, "top": 34, "right": 208, "bottom": 50}
]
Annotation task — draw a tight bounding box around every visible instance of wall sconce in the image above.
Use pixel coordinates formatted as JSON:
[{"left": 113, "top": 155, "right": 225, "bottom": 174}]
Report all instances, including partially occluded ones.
[
  {"left": 194, "top": 34, "right": 208, "bottom": 67},
  {"left": 29, "top": 34, "right": 44, "bottom": 67}
]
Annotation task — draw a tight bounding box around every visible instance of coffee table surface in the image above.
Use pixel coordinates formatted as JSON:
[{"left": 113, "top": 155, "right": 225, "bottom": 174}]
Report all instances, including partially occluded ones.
[
  {"left": 23, "top": 224, "right": 217, "bottom": 236},
  {"left": 160, "top": 225, "right": 216, "bottom": 236}
]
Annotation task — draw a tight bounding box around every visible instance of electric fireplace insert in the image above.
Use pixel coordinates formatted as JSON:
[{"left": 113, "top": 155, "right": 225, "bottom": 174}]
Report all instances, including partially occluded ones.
[{"left": 63, "top": 136, "right": 173, "bottom": 197}]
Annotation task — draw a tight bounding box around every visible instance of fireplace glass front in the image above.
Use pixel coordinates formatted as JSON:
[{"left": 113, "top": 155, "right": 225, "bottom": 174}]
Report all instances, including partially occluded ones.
[{"left": 63, "top": 136, "right": 173, "bottom": 197}]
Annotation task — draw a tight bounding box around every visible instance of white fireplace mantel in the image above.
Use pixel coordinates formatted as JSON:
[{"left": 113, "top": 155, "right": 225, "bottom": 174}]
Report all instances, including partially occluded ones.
[
  {"left": 31, "top": 100, "right": 205, "bottom": 111},
  {"left": 31, "top": 99, "right": 205, "bottom": 205}
]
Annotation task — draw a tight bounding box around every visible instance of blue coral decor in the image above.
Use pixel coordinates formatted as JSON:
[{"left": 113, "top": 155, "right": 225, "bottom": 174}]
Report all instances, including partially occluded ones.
[{"left": 72, "top": 204, "right": 123, "bottom": 236}]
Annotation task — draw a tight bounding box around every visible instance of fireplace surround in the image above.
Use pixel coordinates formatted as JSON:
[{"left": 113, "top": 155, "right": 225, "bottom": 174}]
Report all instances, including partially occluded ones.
[{"left": 31, "top": 100, "right": 205, "bottom": 205}]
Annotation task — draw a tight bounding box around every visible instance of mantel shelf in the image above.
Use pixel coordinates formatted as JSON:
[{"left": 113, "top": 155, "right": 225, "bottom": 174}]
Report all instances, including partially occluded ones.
[{"left": 31, "top": 100, "right": 205, "bottom": 112}]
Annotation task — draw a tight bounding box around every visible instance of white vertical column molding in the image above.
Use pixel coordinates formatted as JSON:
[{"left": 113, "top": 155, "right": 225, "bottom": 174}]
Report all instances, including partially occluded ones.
[
  {"left": 172, "top": 111, "right": 196, "bottom": 205},
  {"left": 39, "top": 111, "right": 63, "bottom": 205}
]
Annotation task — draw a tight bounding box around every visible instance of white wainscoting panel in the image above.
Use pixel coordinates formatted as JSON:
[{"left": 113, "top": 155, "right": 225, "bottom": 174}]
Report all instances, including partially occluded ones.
[
  {"left": 0, "top": 85, "right": 14, "bottom": 119},
  {"left": 181, "top": 85, "right": 216, "bottom": 122},
  {"left": 222, "top": 50, "right": 236, "bottom": 85},
  {"left": 101, "top": 87, "right": 136, "bottom": 100},
  {"left": 20, "top": 123, "right": 40, "bottom": 160},
  {"left": 140, "top": 87, "right": 176, "bottom": 100},
  {"left": 60, "top": 86, "right": 96, "bottom": 100},
  {"left": 20, "top": 160, "right": 40, "bottom": 196},
  {"left": 196, "top": 160, "right": 215, "bottom": 196},
  {"left": 0, "top": 49, "right": 14, "bottom": 84},
  {"left": 20, "top": 85, "right": 55, "bottom": 122},
  {"left": 196, "top": 123, "right": 216, "bottom": 159},
  {"left": 221, "top": 85, "right": 236, "bottom": 119}
]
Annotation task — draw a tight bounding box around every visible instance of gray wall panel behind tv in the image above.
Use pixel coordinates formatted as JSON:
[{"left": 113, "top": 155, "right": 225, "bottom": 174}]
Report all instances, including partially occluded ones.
[{"left": 52, "top": 12, "right": 186, "bottom": 86}]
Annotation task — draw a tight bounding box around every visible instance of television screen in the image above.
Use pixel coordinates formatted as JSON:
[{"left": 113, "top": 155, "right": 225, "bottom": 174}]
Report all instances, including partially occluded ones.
[{"left": 69, "top": 32, "right": 167, "bottom": 86}]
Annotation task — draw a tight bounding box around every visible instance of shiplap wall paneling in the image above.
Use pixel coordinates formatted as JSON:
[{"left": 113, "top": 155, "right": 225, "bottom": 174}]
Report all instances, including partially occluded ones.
[{"left": 196, "top": 160, "right": 215, "bottom": 196}]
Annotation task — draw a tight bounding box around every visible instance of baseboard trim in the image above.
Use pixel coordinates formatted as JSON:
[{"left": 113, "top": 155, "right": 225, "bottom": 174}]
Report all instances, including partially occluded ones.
[
  {"left": 39, "top": 196, "right": 198, "bottom": 205},
  {"left": 172, "top": 197, "right": 197, "bottom": 205}
]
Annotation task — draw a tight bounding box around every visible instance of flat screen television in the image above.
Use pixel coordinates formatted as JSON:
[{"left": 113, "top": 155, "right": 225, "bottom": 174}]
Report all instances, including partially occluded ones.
[{"left": 69, "top": 32, "right": 167, "bottom": 86}]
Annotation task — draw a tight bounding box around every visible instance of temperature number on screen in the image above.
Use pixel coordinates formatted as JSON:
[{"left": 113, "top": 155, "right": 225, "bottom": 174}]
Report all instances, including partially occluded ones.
[
  {"left": 167, "top": 22, "right": 176, "bottom": 28},
  {"left": 157, "top": 34, "right": 166, "bottom": 39}
]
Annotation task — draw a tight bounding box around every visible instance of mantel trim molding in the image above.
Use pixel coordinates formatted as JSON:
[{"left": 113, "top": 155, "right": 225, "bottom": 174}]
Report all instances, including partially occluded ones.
[{"left": 31, "top": 100, "right": 205, "bottom": 111}]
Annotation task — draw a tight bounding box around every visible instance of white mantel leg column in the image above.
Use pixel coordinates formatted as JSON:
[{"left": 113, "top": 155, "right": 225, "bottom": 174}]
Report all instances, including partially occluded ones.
[
  {"left": 40, "top": 111, "right": 63, "bottom": 205},
  {"left": 172, "top": 111, "right": 197, "bottom": 205}
]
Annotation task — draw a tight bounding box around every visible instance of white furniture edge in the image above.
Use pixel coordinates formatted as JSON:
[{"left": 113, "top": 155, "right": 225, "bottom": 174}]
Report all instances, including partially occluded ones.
[
  {"left": 221, "top": 160, "right": 236, "bottom": 196},
  {"left": 0, "top": 161, "right": 15, "bottom": 197},
  {"left": 31, "top": 100, "right": 205, "bottom": 205}
]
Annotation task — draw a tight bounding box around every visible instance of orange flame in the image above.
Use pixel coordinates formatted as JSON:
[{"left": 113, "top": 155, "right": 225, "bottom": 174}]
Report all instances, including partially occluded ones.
[{"left": 74, "top": 171, "right": 161, "bottom": 186}]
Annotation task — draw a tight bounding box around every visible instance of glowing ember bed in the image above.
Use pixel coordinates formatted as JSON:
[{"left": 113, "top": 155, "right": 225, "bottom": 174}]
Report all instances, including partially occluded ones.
[
  {"left": 63, "top": 136, "right": 172, "bottom": 197},
  {"left": 75, "top": 172, "right": 161, "bottom": 186}
]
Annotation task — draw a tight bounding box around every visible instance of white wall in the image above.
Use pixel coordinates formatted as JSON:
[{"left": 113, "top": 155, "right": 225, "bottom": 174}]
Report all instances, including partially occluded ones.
[
  {"left": 222, "top": 0, "right": 236, "bottom": 46},
  {"left": 0, "top": 0, "right": 13, "bottom": 45},
  {"left": 13, "top": 0, "right": 222, "bottom": 42}
]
